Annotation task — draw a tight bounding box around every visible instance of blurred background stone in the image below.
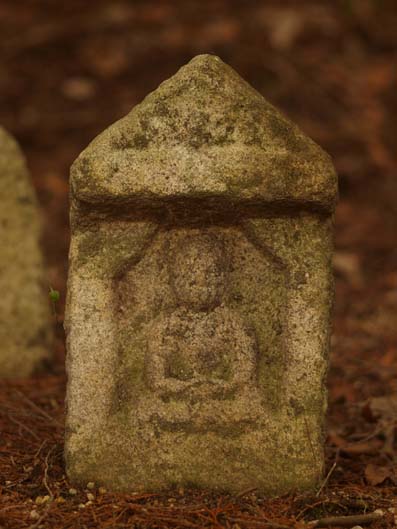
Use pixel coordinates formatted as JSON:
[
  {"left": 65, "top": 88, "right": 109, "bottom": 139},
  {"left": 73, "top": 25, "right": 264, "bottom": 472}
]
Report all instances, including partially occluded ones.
[{"left": 0, "top": 127, "right": 52, "bottom": 377}]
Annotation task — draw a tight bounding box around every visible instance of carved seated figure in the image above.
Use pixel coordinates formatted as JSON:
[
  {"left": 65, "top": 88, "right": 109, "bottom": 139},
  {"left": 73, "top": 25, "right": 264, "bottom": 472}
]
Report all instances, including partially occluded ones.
[{"left": 145, "top": 233, "right": 258, "bottom": 405}]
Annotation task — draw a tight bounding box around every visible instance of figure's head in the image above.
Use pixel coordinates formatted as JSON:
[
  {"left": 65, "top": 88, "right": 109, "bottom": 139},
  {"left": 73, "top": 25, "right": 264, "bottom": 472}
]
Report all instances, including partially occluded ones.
[{"left": 170, "top": 234, "right": 227, "bottom": 311}]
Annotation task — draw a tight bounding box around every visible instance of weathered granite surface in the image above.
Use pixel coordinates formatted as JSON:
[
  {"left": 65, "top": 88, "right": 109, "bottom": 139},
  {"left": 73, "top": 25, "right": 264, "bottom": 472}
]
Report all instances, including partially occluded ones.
[
  {"left": 0, "top": 127, "right": 52, "bottom": 377},
  {"left": 65, "top": 54, "right": 338, "bottom": 494}
]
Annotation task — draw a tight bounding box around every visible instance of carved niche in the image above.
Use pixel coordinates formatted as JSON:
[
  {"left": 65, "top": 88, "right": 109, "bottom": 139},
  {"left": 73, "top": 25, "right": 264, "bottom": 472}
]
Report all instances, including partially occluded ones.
[{"left": 112, "top": 224, "right": 287, "bottom": 431}]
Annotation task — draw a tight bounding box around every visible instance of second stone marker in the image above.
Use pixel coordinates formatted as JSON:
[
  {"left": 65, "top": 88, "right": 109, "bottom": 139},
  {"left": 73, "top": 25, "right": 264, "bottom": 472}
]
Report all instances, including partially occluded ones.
[
  {"left": 0, "top": 127, "right": 52, "bottom": 378},
  {"left": 65, "top": 54, "right": 337, "bottom": 494}
]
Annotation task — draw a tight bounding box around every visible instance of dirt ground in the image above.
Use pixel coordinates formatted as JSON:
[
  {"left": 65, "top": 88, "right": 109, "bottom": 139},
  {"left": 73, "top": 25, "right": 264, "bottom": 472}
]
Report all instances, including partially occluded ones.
[{"left": 1, "top": 1, "right": 397, "bottom": 528}]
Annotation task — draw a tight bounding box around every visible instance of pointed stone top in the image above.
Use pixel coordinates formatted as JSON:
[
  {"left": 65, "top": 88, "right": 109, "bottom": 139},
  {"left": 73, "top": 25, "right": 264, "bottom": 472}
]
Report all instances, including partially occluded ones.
[
  {"left": 71, "top": 55, "right": 337, "bottom": 213},
  {"left": 0, "top": 126, "right": 26, "bottom": 174},
  {"left": 0, "top": 126, "right": 34, "bottom": 199}
]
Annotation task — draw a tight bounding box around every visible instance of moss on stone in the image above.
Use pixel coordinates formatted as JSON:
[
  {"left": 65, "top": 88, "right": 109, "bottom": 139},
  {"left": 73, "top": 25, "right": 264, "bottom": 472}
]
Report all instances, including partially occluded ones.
[{"left": 75, "top": 221, "right": 158, "bottom": 278}]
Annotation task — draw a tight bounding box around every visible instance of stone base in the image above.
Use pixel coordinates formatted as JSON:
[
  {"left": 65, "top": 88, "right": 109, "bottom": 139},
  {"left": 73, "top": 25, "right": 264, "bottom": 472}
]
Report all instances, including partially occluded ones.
[{"left": 66, "top": 398, "right": 324, "bottom": 494}]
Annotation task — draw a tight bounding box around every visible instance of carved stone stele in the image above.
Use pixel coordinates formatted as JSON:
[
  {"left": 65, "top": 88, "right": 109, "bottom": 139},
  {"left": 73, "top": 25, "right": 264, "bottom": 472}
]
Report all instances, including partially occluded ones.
[{"left": 65, "top": 55, "right": 337, "bottom": 494}]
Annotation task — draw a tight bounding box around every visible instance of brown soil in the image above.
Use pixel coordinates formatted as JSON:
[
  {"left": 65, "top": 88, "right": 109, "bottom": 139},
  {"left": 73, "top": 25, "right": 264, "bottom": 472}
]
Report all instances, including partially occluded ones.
[{"left": 1, "top": 1, "right": 397, "bottom": 527}]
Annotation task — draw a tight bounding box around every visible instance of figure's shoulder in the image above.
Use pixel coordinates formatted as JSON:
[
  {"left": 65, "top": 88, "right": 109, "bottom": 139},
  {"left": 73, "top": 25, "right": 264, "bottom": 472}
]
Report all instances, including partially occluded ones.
[
  {"left": 147, "top": 307, "right": 190, "bottom": 334},
  {"left": 212, "top": 306, "right": 256, "bottom": 343},
  {"left": 212, "top": 305, "right": 246, "bottom": 327}
]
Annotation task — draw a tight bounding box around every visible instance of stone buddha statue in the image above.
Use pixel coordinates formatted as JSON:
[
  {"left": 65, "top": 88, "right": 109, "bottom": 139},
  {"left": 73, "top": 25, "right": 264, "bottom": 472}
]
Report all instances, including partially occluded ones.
[{"left": 145, "top": 233, "right": 258, "bottom": 403}]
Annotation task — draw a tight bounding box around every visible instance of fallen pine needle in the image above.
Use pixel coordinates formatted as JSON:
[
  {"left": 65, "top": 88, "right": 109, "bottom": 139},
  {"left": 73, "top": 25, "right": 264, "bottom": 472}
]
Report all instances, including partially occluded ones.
[
  {"left": 316, "top": 461, "right": 337, "bottom": 497},
  {"left": 309, "top": 510, "right": 384, "bottom": 527}
]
